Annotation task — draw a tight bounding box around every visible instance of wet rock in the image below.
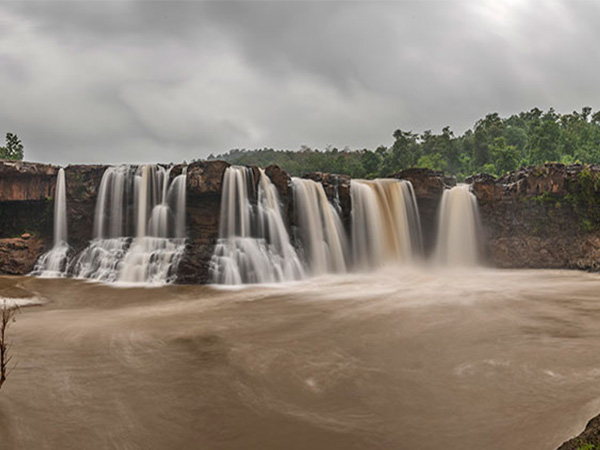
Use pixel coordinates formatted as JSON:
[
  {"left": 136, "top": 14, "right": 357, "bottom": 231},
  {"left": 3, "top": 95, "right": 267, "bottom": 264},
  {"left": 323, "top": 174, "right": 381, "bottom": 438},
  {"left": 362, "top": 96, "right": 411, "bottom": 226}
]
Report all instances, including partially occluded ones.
[
  {"left": 301, "top": 172, "right": 351, "bottom": 232},
  {"left": 187, "top": 160, "right": 230, "bottom": 196},
  {"left": 176, "top": 239, "right": 215, "bottom": 285},
  {"left": 262, "top": 165, "right": 295, "bottom": 233},
  {"left": 177, "top": 161, "right": 230, "bottom": 284},
  {"left": 64, "top": 164, "right": 108, "bottom": 251},
  {"left": 393, "top": 168, "right": 453, "bottom": 256},
  {"left": 557, "top": 414, "right": 600, "bottom": 450},
  {"left": 0, "top": 236, "right": 45, "bottom": 275}
]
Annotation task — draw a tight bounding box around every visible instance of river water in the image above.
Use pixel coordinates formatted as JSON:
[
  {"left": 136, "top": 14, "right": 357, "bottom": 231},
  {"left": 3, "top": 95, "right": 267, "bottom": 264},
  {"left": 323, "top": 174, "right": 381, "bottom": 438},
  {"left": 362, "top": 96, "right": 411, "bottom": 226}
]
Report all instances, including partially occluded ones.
[{"left": 1, "top": 268, "right": 600, "bottom": 450}]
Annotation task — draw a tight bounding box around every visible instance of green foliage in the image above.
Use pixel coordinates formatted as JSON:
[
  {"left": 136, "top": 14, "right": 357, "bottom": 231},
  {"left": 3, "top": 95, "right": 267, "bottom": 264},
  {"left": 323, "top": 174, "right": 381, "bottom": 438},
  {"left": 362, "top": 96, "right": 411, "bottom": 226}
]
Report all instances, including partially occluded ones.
[
  {"left": 210, "top": 107, "right": 600, "bottom": 178},
  {"left": 0, "top": 133, "right": 24, "bottom": 161},
  {"left": 564, "top": 166, "right": 600, "bottom": 232},
  {"left": 575, "top": 443, "right": 600, "bottom": 450}
]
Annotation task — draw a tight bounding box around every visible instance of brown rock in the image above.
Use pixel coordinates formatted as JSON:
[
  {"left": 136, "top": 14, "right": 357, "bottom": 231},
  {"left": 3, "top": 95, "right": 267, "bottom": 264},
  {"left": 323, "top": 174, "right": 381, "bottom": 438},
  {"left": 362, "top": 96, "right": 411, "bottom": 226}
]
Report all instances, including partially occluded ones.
[
  {"left": 0, "top": 236, "right": 45, "bottom": 275},
  {"left": 556, "top": 413, "right": 600, "bottom": 449},
  {"left": 0, "top": 160, "right": 58, "bottom": 202},
  {"left": 187, "top": 160, "right": 230, "bottom": 196},
  {"left": 472, "top": 163, "right": 600, "bottom": 269}
]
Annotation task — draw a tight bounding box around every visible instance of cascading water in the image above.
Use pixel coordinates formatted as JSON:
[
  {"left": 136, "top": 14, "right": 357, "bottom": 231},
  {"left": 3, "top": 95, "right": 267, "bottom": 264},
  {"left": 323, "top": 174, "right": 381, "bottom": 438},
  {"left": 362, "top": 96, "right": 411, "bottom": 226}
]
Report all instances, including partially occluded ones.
[
  {"left": 32, "top": 168, "right": 70, "bottom": 277},
  {"left": 292, "top": 178, "right": 347, "bottom": 274},
  {"left": 73, "top": 164, "right": 187, "bottom": 285},
  {"left": 351, "top": 179, "right": 422, "bottom": 269},
  {"left": 211, "top": 166, "right": 304, "bottom": 285},
  {"left": 435, "top": 184, "right": 480, "bottom": 266}
]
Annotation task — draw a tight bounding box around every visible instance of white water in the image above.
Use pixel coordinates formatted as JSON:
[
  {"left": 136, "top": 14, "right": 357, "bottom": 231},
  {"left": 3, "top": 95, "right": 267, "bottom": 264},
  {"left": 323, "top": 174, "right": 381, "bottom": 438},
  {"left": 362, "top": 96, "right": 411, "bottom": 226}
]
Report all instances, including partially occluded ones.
[
  {"left": 211, "top": 167, "right": 305, "bottom": 284},
  {"left": 94, "top": 165, "right": 130, "bottom": 239},
  {"left": 292, "top": 178, "right": 347, "bottom": 274},
  {"left": 435, "top": 184, "right": 480, "bottom": 266},
  {"left": 74, "top": 165, "right": 187, "bottom": 285},
  {"left": 351, "top": 179, "right": 422, "bottom": 269},
  {"left": 31, "top": 168, "right": 69, "bottom": 277}
]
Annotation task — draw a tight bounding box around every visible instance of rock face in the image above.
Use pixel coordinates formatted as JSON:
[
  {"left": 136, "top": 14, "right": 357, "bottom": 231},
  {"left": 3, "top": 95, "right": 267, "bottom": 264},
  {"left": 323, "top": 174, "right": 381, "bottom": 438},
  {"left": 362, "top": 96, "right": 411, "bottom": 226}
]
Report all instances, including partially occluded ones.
[
  {"left": 472, "top": 163, "right": 600, "bottom": 270},
  {"left": 64, "top": 165, "right": 107, "bottom": 251},
  {"left": 0, "top": 235, "right": 45, "bottom": 275},
  {"left": 0, "top": 161, "right": 58, "bottom": 202},
  {"left": 177, "top": 160, "right": 230, "bottom": 284},
  {"left": 0, "top": 161, "right": 57, "bottom": 270},
  {"left": 3, "top": 160, "right": 600, "bottom": 279}
]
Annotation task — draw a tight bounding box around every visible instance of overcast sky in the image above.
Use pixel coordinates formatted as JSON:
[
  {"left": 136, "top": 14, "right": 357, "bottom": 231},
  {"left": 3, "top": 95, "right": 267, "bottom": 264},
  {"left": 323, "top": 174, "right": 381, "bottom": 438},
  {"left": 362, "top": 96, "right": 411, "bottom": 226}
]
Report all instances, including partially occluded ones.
[{"left": 1, "top": 1, "right": 599, "bottom": 165}]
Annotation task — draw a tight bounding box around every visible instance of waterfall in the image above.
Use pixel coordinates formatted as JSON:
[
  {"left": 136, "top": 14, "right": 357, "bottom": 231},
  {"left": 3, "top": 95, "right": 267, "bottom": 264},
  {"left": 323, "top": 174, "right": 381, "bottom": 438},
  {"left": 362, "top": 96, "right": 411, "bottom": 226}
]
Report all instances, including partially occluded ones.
[
  {"left": 73, "top": 164, "right": 187, "bottom": 285},
  {"left": 31, "top": 168, "right": 69, "bottom": 277},
  {"left": 435, "top": 184, "right": 480, "bottom": 266},
  {"left": 351, "top": 179, "right": 422, "bottom": 269},
  {"left": 94, "top": 165, "right": 131, "bottom": 239},
  {"left": 292, "top": 178, "right": 347, "bottom": 274},
  {"left": 171, "top": 167, "right": 187, "bottom": 238},
  {"left": 211, "top": 166, "right": 305, "bottom": 284}
]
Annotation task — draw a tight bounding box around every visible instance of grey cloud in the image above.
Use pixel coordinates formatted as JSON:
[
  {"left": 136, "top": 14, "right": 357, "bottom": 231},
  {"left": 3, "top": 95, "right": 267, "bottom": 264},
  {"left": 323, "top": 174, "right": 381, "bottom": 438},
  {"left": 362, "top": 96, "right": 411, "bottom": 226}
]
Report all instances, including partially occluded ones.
[{"left": 0, "top": 1, "right": 599, "bottom": 165}]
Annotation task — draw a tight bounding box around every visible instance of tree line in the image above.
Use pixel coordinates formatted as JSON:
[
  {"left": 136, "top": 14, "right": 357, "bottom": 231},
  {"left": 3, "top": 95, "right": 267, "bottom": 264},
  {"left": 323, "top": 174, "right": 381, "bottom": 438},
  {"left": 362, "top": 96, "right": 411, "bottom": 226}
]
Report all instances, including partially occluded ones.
[{"left": 208, "top": 107, "right": 600, "bottom": 180}]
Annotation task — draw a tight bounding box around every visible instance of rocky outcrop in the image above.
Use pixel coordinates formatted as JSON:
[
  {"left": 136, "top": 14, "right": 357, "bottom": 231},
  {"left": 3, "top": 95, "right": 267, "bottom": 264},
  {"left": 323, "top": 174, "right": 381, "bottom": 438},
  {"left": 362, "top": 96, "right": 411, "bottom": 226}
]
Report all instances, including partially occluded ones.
[
  {"left": 472, "top": 163, "right": 600, "bottom": 270},
  {"left": 0, "top": 160, "right": 57, "bottom": 202},
  {"left": 393, "top": 168, "right": 454, "bottom": 255},
  {"left": 64, "top": 165, "right": 107, "bottom": 251},
  {"left": 0, "top": 161, "right": 58, "bottom": 271},
  {"left": 0, "top": 235, "right": 45, "bottom": 275},
  {"left": 177, "top": 160, "right": 230, "bottom": 284},
  {"left": 557, "top": 414, "right": 600, "bottom": 449}
]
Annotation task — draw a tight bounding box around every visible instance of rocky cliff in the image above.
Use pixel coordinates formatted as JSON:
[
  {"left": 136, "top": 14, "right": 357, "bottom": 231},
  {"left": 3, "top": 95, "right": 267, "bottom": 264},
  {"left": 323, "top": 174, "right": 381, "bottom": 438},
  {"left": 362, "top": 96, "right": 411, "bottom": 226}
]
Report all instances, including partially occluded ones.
[
  {"left": 176, "top": 160, "right": 230, "bottom": 284},
  {"left": 472, "top": 163, "right": 600, "bottom": 270},
  {"left": 2, "top": 160, "right": 600, "bottom": 279},
  {"left": 0, "top": 161, "right": 57, "bottom": 273}
]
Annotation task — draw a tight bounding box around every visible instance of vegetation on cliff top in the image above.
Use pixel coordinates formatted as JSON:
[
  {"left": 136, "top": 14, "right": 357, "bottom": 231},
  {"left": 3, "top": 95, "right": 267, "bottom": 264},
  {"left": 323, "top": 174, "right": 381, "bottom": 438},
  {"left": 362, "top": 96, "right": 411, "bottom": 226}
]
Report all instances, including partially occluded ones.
[
  {"left": 0, "top": 133, "right": 24, "bottom": 161},
  {"left": 209, "top": 107, "right": 600, "bottom": 180}
]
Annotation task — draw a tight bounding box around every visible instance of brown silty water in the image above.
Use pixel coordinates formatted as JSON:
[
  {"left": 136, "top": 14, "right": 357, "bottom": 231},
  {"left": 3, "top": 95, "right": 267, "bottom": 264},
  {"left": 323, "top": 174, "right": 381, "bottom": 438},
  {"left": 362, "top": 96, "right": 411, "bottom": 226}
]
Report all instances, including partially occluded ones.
[{"left": 1, "top": 267, "right": 600, "bottom": 450}]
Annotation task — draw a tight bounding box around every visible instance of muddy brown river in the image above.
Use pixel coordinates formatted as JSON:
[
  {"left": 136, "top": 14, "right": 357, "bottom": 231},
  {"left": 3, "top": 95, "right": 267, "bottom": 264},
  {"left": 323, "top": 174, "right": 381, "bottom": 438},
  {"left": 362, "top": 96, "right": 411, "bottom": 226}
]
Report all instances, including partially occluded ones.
[{"left": 1, "top": 268, "right": 600, "bottom": 449}]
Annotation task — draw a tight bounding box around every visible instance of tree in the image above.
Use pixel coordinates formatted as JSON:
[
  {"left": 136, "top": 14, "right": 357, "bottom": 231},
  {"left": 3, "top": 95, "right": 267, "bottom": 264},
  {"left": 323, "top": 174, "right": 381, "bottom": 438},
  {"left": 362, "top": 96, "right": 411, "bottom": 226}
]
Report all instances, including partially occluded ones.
[
  {"left": 416, "top": 153, "right": 447, "bottom": 172},
  {"left": 360, "top": 150, "right": 382, "bottom": 177},
  {"left": 382, "top": 129, "right": 419, "bottom": 174},
  {"left": 490, "top": 137, "right": 520, "bottom": 174},
  {"left": 0, "top": 133, "right": 24, "bottom": 160}
]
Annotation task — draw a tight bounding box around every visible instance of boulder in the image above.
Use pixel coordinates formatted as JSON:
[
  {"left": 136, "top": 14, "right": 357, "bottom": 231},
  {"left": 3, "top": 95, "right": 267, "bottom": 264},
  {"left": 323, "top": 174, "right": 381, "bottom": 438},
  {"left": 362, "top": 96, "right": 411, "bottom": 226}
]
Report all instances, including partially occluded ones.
[{"left": 0, "top": 236, "right": 45, "bottom": 275}]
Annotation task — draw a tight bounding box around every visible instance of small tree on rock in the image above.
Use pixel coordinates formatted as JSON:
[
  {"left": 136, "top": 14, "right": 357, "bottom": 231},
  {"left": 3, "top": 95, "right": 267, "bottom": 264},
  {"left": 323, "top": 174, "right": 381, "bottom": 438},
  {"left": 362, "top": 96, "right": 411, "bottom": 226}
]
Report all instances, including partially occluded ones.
[{"left": 0, "top": 133, "right": 24, "bottom": 161}]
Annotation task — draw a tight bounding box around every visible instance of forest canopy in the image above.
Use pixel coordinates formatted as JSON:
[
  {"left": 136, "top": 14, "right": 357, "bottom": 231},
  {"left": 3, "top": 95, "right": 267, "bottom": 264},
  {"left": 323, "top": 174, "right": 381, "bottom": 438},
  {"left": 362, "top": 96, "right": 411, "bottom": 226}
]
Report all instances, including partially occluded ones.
[{"left": 208, "top": 107, "right": 600, "bottom": 180}]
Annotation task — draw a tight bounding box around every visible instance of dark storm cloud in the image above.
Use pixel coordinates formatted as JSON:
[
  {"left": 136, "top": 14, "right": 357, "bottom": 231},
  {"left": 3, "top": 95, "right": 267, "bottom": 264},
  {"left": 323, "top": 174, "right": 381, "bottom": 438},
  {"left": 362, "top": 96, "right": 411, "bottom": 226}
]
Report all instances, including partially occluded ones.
[{"left": 0, "top": 1, "right": 599, "bottom": 165}]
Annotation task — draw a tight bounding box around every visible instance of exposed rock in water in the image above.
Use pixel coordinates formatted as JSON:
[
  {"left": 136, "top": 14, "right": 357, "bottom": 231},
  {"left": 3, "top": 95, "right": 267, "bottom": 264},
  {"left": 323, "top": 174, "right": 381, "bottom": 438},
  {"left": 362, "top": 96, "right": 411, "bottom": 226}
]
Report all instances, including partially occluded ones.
[
  {"left": 177, "top": 160, "right": 230, "bottom": 284},
  {"left": 64, "top": 165, "right": 108, "bottom": 251},
  {"left": 0, "top": 236, "right": 45, "bottom": 274},
  {"left": 556, "top": 414, "right": 600, "bottom": 450}
]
